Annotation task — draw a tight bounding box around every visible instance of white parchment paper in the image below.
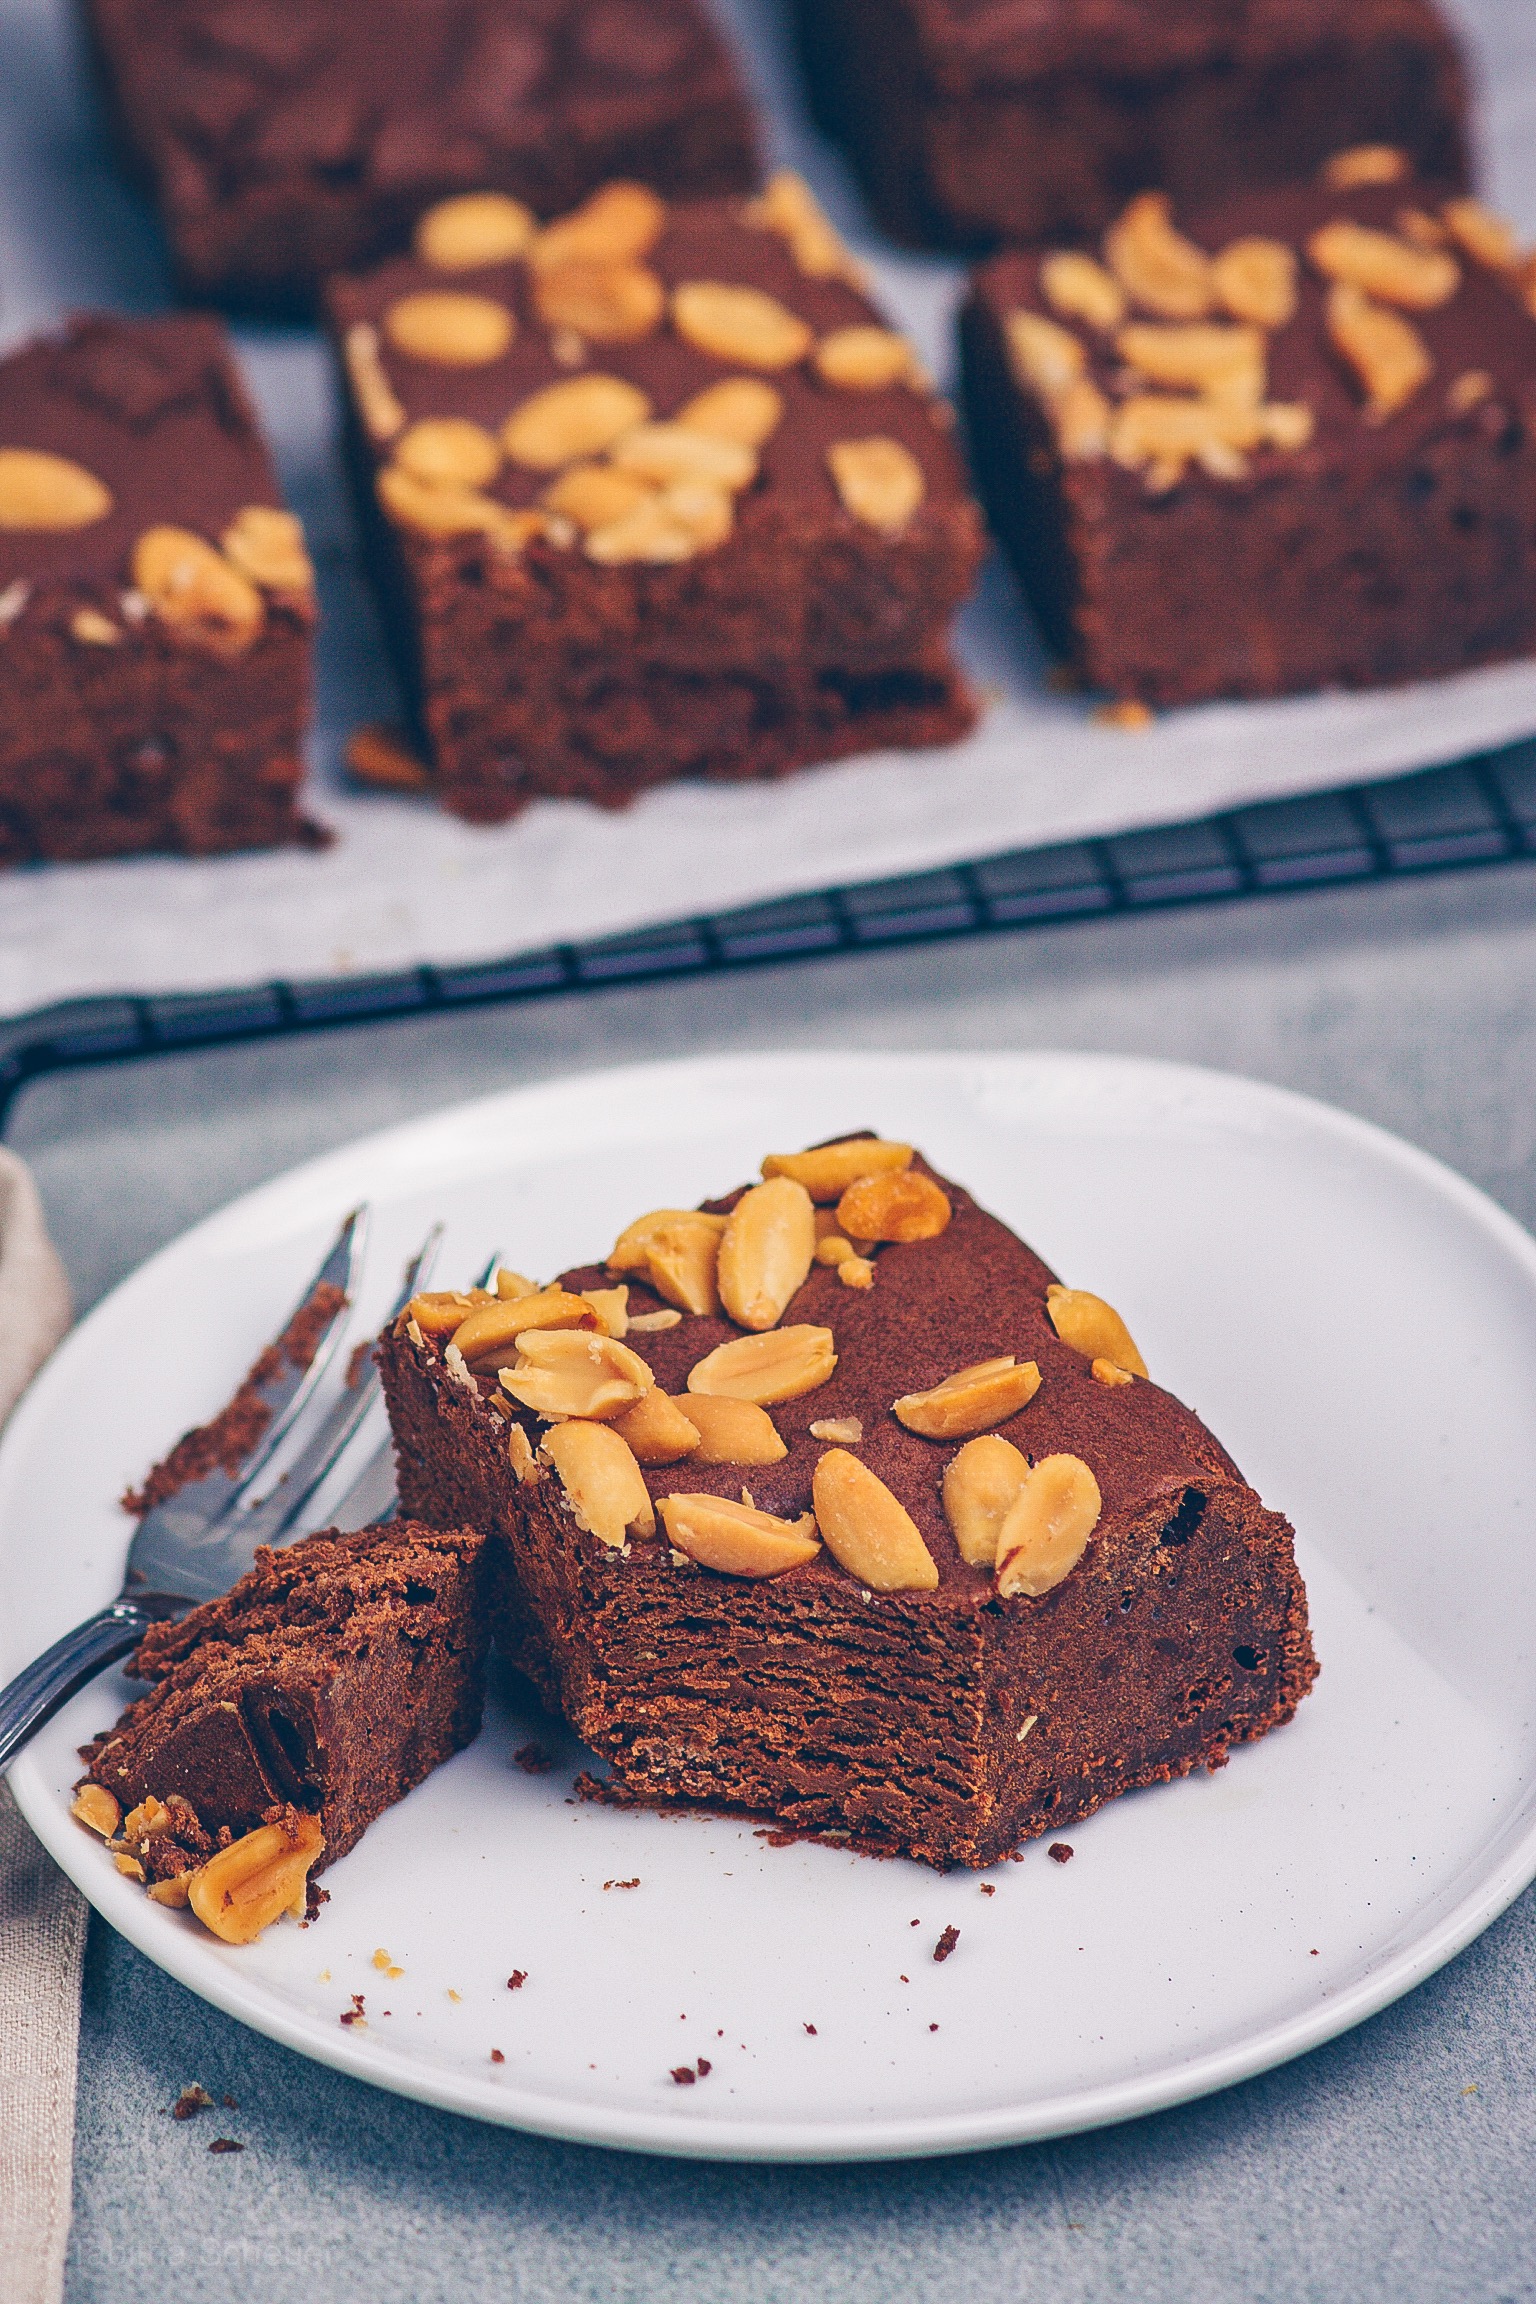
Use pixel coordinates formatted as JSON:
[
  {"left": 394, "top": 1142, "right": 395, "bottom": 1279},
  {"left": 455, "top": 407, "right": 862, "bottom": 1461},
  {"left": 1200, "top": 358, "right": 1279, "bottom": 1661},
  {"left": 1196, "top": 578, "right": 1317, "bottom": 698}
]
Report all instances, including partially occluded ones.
[{"left": 0, "top": 0, "right": 1531, "bottom": 1014}]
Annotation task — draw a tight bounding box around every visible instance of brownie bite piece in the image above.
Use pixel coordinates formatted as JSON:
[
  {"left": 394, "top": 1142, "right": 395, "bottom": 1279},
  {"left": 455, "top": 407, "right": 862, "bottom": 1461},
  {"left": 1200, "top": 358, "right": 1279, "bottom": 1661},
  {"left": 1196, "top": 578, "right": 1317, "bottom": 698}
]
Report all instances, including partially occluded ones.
[
  {"left": 960, "top": 163, "right": 1536, "bottom": 708},
  {"left": 379, "top": 1138, "right": 1316, "bottom": 1869},
  {"left": 326, "top": 175, "right": 985, "bottom": 820},
  {"left": 76, "top": 1521, "right": 489, "bottom": 1938},
  {"left": 793, "top": 0, "right": 1469, "bottom": 254},
  {"left": 0, "top": 314, "right": 317, "bottom": 866},
  {"left": 82, "top": 0, "right": 761, "bottom": 315}
]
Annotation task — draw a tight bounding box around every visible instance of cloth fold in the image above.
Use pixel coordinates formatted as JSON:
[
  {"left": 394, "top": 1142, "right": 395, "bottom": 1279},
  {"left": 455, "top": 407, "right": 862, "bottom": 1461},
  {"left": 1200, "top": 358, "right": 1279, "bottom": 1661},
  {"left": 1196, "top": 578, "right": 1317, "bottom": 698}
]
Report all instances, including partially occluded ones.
[{"left": 0, "top": 1148, "right": 79, "bottom": 2304}]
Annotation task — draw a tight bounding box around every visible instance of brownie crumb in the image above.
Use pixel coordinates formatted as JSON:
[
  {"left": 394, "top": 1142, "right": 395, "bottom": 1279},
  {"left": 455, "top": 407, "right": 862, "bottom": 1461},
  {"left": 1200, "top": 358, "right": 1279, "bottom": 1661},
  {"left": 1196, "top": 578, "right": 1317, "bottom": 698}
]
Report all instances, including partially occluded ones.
[
  {"left": 490, "top": 2049, "right": 505, "bottom": 2064},
  {"left": 602, "top": 1878, "right": 640, "bottom": 1891},
  {"left": 222, "top": 2096, "right": 237, "bottom": 2110},
  {"left": 171, "top": 2085, "right": 212, "bottom": 2120},
  {"left": 340, "top": 1993, "right": 367, "bottom": 2028},
  {"left": 208, "top": 2138, "right": 244, "bottom": 2154},
  {"left": 803, "top": 2023, "right": 818, "bottom": 2036},
  {"left": 1048, "top": 1844, "right": 1075, "bottom": 1865},
  {"left": 755, "top": 1827, "right": 799, "bottom": 1849},
  {"left": 697, "top": 2058, "right": 712, "bottom": 2077},
  {"left": 933, "top": 1925, "right": 960, "bottom": 1963},
  {"left": 514, "top": 1742, "right": 553, "bottom": 1774},
  {"left": 305, "top": 1879, "right": 330, "bottom": 1924},
  {"left": 670, "top": 2066, "right": 697, "bottom": 2085},
  {"left": 980, "top": 1884, "right": 996, "bottom": 1897},
  {"left": 506, "top": 1971, "right": 528, "bottom": 1992},
  {"left": 929, "top": 2023, "right": 939, "bottom": 2032}
]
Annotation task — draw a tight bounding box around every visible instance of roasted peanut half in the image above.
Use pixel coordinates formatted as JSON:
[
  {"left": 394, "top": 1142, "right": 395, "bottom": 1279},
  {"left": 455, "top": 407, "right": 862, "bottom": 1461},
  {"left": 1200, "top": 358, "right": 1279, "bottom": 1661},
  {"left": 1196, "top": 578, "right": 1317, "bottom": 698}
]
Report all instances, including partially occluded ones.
[
  {"left": 1104, "top": 194, "right": 1214, "bottom": 319},
  {"left": 0, "top": 448, "right": 112, "bottom": 531},
  {"left": 450, "top": 1289, "right": 599, "bottom": 1365},
  {"left": 541, "top": 1418, "right": 655, "bottom": 1545},
  {"left": 812, "top": 1448, "right": 938, "bottom": 1592},
  {"left": 530, "top": 182, "right": 667, "bottom": 270},
  {"left": 814, "top": 325, "right": 914, "bottom": 390},
  {"left": 220, "top": 505, "right": 315, "bottom": 594},
  {"left": 415, "top": 190, "right": 536, "bottom": 270},
  {"left": 717, "top": 1176, "right": 816, "bottom": 1331},
  {"left": 532, "top": 261, "right": 665, "bottom": 344},
  {"left": 579, "top": 1285, "right": 630, "bottom": 1338},
  {"left": 1045, "top": 1285, "right": 1148, "bottom": 1377},
  {"left": 502, "top": 375, "right": 652, "bottom": 470},
  {"left": 1307, "top": 221, "right": 1459, "bottom": 310},
  {"left": 687, "top": 1325, "right": 836, "bottom": 1405},
  {"left": 1211, "top": 237, "right": 1298, "bottom": 328},
  {"left": 836, "top": 1168, "right": 950, "bottom": 1244},
  {"left": 404, "top": 1287, "right": 492, "bottom": 1338},
  {"left": 826, "top": 436, "right": 925, "bottom": 532},
  {"left": 383, "top": 291, "right": 516, "bottom": 365},
  {"left": 1325, "top": 283, "right": 1433, "bottom": 420},
  {"left": 672, "top": 281, "right": 814, "bottom": 370},
  {"left": 1040, "top": 250, "right": 1126, "bottom": 331},
  {"left": 609, "top": 1389, "right": 702, "bottom": 1465},
  {"left": 894, "top": 1356, "right": 1041, "bottom": 1439},
  {"left": 1092, "top": 1358, "right": 1133, "bottom": 1387},
  {"left": 640, "top": 1215, "right": 725, "bottom": 1318},
  {"left": 392, "top": 417, "right": 502, "bottom": 489},
  {"left": 187, "top": 1811, "right": 324, "bottom": 1945},
  {"left": 499, "top": 1330, "right": 654, "bottom": 1420},
  {"left": 658, "top": 1493, "right": 820, "bottom": 1577},
  {"left": 995, "top": 1454, "right": 1101, "bottom": 1597},
  {"left": 762, "top": 1136, "right": 913, "bottom": 1201},
  {"left": 132, "top": 527, "right": 265, "bottom": 657},
  {"left": 1323, "top": 145, "right": 1409, "bottom": 188},
  {"left": 943, "top": 1433, "right": 1030, "bottom": 1566},
  {"left": 678, "top": 377, "right": 784, "bottom": 448},
  {"left": 71, "top": 1784, "right": 120, "bottom": 1837},
  {"left": 669, "top": 1394, "right": 787, "bottom": 1464},
  {"left": 343, "top": 322, "right": 404, "bottom": 442}
]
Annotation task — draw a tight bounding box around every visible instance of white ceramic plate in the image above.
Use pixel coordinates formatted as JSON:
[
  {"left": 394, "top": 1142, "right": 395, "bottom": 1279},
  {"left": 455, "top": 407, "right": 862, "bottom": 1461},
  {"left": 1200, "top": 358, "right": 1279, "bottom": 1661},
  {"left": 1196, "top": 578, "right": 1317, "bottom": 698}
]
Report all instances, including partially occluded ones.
[{"left": 8, "top": 1050, "right": 1536, "bottom": 2162}]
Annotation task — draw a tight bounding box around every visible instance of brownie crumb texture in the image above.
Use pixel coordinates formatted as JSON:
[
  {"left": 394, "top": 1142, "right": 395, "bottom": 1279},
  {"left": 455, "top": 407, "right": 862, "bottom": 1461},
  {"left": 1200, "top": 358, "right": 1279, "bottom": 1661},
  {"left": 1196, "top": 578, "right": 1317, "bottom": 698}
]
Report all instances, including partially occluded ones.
[{"left": 932, "top": 1924, "right": 960, "bottom": 1962}]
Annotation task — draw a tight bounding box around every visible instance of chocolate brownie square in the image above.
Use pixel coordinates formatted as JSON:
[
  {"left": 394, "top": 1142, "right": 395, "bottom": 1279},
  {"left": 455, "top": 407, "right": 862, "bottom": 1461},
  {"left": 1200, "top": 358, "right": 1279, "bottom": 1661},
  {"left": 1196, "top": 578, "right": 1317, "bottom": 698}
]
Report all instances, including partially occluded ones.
[
  {"left": 77, "top": 1521, "right": 489, "bottom": 1938},
  {"left": 326, "top": 175, "right": 985, "bottom": 821},
  {"left": 378, "top": 1136, "right": 1316, "bottom": 1868},
  {"left": 959, "top": 165, "right": 1536, "bottom": 707},
  {"left": 794, "top": 0, "right": 1470, "bottom": 253},
  {"left": 0, "top": 314, "right": 316, "bottom": 865},
  {"left": 82, "top": 0, "right": 761, "bottom": 314}
]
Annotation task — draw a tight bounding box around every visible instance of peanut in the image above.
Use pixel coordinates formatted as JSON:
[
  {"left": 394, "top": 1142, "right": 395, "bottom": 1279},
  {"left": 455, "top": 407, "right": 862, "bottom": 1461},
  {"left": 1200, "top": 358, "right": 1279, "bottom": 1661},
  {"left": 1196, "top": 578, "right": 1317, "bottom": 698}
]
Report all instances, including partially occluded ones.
[
  {"left": 609, "top": 1208, "right": 726, "bottom": 1274},
  {"left": 187, "top": 1811, "right": 323, "bottom": 1944},
  {"left": 383, "top": 291, "right": 516, "bottom": 365},
  {"left": 1322, "top": 145, "right": 1409, "bottom": 188},
  {"left": 826, "top": 437, "right": 925, "bottom": 532},
  {"left": 343, "top": 321, "right": 405, "bottom": 441},
  {"left": 1442, "top": 198, "right": 1521, "bottom": 272},
  {"left": 1104, "top": 194, "right": 1214, "bottom": 319},
  {"left": 1307, "top": 221, "right": 1459, "bottom": 310},
  {"left": 609, "top": 424, "right": 757, "bottom": 491},
  {"left": 541, "top": 1418, "right": 654, "bottom": 1545},
  {"left": 451, "top": 1289, "right": 599, "bottom": 1365},
  {"left": 1446, "top": 368, "right": 1493, "bottom": 415},
  {"left": 635, "top": 1215, "right": 725, "bottom": 1317},
  {"left": 544, "top": 462, "right": 655, "bottom": 531},
  {"left": 405, "top": 1287, "right": 493, "bottom": 1338},
  {"left": 943, "top": 1433, "right": 1030, "bottom": 1566},
  {"left": 1325, "top": 283, "right": 1432, "bottom": 421},
  {"left": 672, "top": 282, "right": 814, "bottom": 370},
  {"left": 1091, "top": 1357, "right": 1133, "bottom": 1386},
  {"left": 762, "top": 1137, "right": 913, "bottom": 1201},
  {"left": 995, "top": 1454, "right": 1101, "bottom": 1597},
  {"left": 499, "top": 1329, "right": 655, "bottom": 1421},
  {"left": 677, "top": 377, "right": 784, "bottom": 449},
  {"left": 376, "top": 466, "right": 548, "bottom": 550},
  {"left": 415, "top": 191, "right": 536, "bottom": 271},
  {"left": 1040, "top": 250, "right": 1126, "bottom": 331},
  {"left": 609, "top": 1389, "right": 702, "bottom": 1465},
  {"left": 747, "top": 171, "right": 863, "bottom": 285},
  {"left": 812, "top": 1448, "right": 937, "bottom": 1592},
  {"left": 71, "top": 1784, "right": 120, "bottom": 1837},
  {"left": 894, "top": 1356, "right": 1042, "bottom": 1439},
  {"left": 584, "top": 480, "right": 734, "bottom": 564},
  {"left": 658, "top": 1492, "right": 820, "bottom": 1577},
  {"left": 0, "top": 448, "right": 111, "bottom": 531},
  {"left": 839, "top": 1256, "right": 875, "bottom": 1289},
  {"left": 502, "top": 374, "right": 652, "bottom": 470},
  {"left": 507, "top": 1422, "right": 539, "bottom": 1482},
  {"left": 132, "top": 527, "right": 264, "bottom": 657},
  {"left": 69, "top": 608, "right": 120, "bottom": 646},
  {"left": 1117, "top": 322, "right": 1266, "bottom": 408},
  {"left": 669, "top": 1394, "right": 786, "bottom": 1464},
  {"left": 532, "top": 262, "right": 665, "bottom": 344},
  {"left": 1053, "top": 379, "right": 1112, "bottom": 460},
  {"left": 835, "top": 1168, "right": 950, "bottom": 1243},
  {"left": 530, "top": 182, "right": 667, "bottom": 270},
  {"left": 392, "top": 418, "right": 502, "bottom": 489},
  {"left": 1211, "top": 237, "right": 1299, "bottom": 328},
  {"left": 717, "top": 1176, "right": 816, "bottom": 1331},
  {"left": 814, "top": 326, "right": 914, "bottom": 390},
  {"left": 1045, "top": 1284, "right": 1147, "bottom": 1377},
  {"left": 579, "top": 1285, "right": 630, "bottom": 1339},
  {"left": 1005, "top": 309, "right": 1085, "bottom": 403},
  {"left": 687, "top": 1325, "right": 836, "bottom": 1405}
]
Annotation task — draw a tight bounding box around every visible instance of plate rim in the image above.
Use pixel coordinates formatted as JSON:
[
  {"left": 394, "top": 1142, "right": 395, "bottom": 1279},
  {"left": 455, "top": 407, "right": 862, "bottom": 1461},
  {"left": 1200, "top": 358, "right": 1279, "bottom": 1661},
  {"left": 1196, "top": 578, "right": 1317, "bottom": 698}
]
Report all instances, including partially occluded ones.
[{"left": 11, "top": 1044, "right": 1536, "bottom": 2162}]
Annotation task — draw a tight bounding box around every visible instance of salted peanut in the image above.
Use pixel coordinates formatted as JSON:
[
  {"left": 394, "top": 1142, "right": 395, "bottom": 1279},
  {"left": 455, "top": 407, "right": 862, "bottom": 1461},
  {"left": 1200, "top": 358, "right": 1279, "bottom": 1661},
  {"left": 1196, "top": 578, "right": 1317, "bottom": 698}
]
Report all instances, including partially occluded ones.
[
  {"left": 839, "top": 1257, "right": 875, "bottom": 1289},
  {"left": 376, "top": 466, "right": 549, "bottom": 551},
  {"left": 1447, "top": 368, "right": 1493, "bottom": 415},
  {"left": 188, "top": 1811, "right": 324, "bottom": 1945},
  {"left": 815, "top": 1234, "right": 855, "bottom": 1266},
  {"left": 659, "top": 1492, "right": 820, "bottom": 1577},
  {"left": 405, "top": 1286, "right": 492, "bottom": 1338},
  {"left": 501, "top": 1329, "right": 654, "bottom": 1421},
  {"left": 810, "top": 1416, "right": 863, "bottom": 1444},
  {"left": 392, "top": 418, "right": 502, "bottom": 490},
  {"left": 221, "top": 505, "right": 315, "bottom": 597},
  {"left": 814, "top": 326, "right": 914, "bottom": 390},
  {"left": 532, "top": 262, "right": 665, "bottom": 344},
  {"left": 836, "top": 1167, "right": 950, "bottom": 1243},
  {"left": 585, "top": 478, "right": 734, "bottom": 564},
  {"left": 812, "top": 1448, "right": 937, "bottom": 1592},
  {"left": 494, "top": 1267, "right": 536, "bottom": 1299},
  {"left": 503, "top": 374, "right": 652, "bottom": 471},
  {"left": 1104, "top": 194, "right": 1214, "bottom": 319},
  {"left": 610, "top": 1207, "right": 727, "bottom": 1272},
  {"left": 763, "top": 1136, "right": 913, "bottom": 1201},
  {"left": 1040, "top": 250, "right": 1125, "bottom": 331},
  {"left": 1210, "top": 237, "right": 1298, "bottom": 328},
  {"left": 942, "top": 1433, "right": 1030, "bottom": 1566},
  {"left": 1442, "top": 197, "right": 1521, "bottom": 272},
  {"left": 717, "top": 1176, "right": 816, "bottom": 1331},
  {"left": 579, "top": 1285, "right": 630, "bottom": 1338},
  {"left": 672, "top": 282, "right": 814, "bottom": 371},
  {"left": 1046, "top": 1283, "right": 1148, "bottom": 1377},
  {"left": 610, "top": 423, "right": 757, "bottom": 491},
  {"left": 627, "top": 1307, "right": 681, "bottom": 1332},
  {"left": 542, "top": 1418, "right": 655, "bottom": 1545},
  {"left": 507, "top": 1421, "right": 539, "bottom": 1482},
  {"left": 544, "top": 462, "right": 654, "bottom": 531},
  {"left": 1307, "top": 221, "right": 1458, "bottom": 310},
  {"left": 69, "top": 608, "right": 120, "bottom": 646},
  {"left": 415, "top": 190, "right": 537, "bottom": 270},
  {"left": 679, "top": 377, "right": 784, "bottom": 448},
  {"left": 1052, "top": 378, "right": 1112, "bottom": 461},
  {"left": 71, "top": 1784, "right": 120, "bottom": 1837},
  {"left": 384, "top": 291, "right": 516, "bottom": 365},
  {"left": 343, "top": 322, "right": 405, "bottom": 442},
  {"left": 747, "top": 170, "right": 863, "bottom": 284},
  {"left": 1325, "top": 283, "right": 1432, "bottom": 421},
  {"left": 1091, "top": 1357, "right": 1133, "bottom": 1386},
  {"left": 1004, "top": 309, "right": 1086, "bottom": 402},
  {"left": 894, "top": 1355, "right": 1041, "bottom": 1439},
  {"left": 147, "top": 1875, "right": 192, "bottom": 1908},
  {"left": 451, "top": 1289, "right": 599, "bottom": 1365},
  {"left": 1323, "top": 144, "right": 1409, "bottom": 188},
  {"left": 1109, "top": 394, "right": 1313, "bottom": 480},
  {"left": 610, "top": 1389, "right": 701, "bottom": 1465},
  {"left": 123, "top": 1795, "right": 172, "bottom": 1841},
  {"left": 1258, "top": 402, "right": 1315, "bottom": 450},
  {"left": 132, "top": 528, "right": 264, "bottom": 657},
  {"left": 609, "top": 1211, "right": 725, "bottom": 1314},
  {"left": 1398, "top": 207, "right": 1448, "bottom": 248},
  {"left": 826, "top": 437, "right": 925, "bottom": 533},
  {"left": 530, "top": 182, "right": 667, "bottom": 270},
  {"left": 1116, "top": 322, "right": 1266, "bottom": 408},
  {"left": 995, "top": 1454, "right": 1101, "bottom": 1598},
  {"left": 0, "top": 448, "right": 112, "bottom": 531},
  {"left": 670, "top": 1393, "right": 786, "bottom": 1464},
  {"left": 688, "top": 1324, "right": 837, "bottom": 1404},
  {"left": 114, "top": 1851, "right": 145, "bottom": 1880}
]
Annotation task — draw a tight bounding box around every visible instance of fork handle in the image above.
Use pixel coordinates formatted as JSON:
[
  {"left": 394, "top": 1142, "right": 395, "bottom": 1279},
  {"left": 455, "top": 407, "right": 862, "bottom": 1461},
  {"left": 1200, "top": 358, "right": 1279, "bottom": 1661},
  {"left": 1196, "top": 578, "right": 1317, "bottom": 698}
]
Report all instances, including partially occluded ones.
[{"left": 0, "top": 1605, "right": 153, "bottom": 1772}]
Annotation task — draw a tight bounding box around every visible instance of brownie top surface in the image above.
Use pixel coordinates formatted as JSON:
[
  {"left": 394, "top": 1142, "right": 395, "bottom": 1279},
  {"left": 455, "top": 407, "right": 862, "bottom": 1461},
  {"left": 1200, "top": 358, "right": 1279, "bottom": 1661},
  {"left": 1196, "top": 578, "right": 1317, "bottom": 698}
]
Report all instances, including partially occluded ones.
[
  {"left": 971, "top": 170, "right": 1536, "bottom": 494},
  {"left": 885, "top": 0, "right": 1455, "bottom": 88},
  {"left": 0, "top": 313, "right": 282, "bottom": 595},
  {"left": 89, "top": 0, "right": 743, "bottom": 197},
  {"left": 326, "top": 177, "right": 975, "bottom": 552}
]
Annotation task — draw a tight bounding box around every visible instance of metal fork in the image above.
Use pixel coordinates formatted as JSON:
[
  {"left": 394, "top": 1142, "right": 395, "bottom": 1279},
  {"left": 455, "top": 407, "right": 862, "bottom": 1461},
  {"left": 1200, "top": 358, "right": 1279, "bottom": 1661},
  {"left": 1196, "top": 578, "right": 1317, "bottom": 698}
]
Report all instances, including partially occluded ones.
[{"left": 0, "top": 1214, "right": 444, "bottom": 1771}]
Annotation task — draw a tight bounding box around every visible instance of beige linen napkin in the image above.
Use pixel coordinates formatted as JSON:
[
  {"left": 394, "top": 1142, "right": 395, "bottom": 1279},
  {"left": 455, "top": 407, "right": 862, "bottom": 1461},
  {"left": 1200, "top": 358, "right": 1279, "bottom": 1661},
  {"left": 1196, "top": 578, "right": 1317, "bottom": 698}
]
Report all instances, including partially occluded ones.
[{"left": 0, "top": 1150, "right": 78, "bottom": 2304}]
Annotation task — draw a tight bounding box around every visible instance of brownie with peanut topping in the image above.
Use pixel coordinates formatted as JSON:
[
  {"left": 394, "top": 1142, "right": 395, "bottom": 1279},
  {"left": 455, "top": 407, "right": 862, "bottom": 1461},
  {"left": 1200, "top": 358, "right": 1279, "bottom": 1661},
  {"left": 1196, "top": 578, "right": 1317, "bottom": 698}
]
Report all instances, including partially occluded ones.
[
  {"left": 77, "top": 1521, "right": 490, "bottom": 1931},
  {"left": 82, "top": 0, "right": 760, "bottom": 314},
  {"left": 378, "top": 1136, "right": 1315, "bottom": 1869},
  {"left": 326, "top": 175, "right": 985, "bottom": 821},
  {"left": 0, "top": 313, "right": 317, "bottom": 865},
  {"left": 960, "top": 164, "right": 1536, "bottom": 707},
  {"left": 794, "top": 0, "right": 1469, "bottom": 253}
]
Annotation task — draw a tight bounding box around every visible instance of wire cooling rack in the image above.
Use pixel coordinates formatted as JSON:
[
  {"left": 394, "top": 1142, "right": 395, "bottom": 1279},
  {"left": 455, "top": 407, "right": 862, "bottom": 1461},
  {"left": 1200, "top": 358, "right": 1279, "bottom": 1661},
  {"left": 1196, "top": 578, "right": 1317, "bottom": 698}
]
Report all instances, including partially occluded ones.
[{"left": 2, "top": 738, "right": 1532, "bottom": 1131}]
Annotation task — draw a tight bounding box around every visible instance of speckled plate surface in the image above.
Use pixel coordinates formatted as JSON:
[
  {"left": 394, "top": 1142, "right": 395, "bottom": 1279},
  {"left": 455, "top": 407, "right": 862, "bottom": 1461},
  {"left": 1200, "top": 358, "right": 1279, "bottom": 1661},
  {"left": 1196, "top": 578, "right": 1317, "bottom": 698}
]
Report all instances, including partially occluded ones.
[{"left": 7, "top": 1050, "right": 1536, "bottom": 2161}]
